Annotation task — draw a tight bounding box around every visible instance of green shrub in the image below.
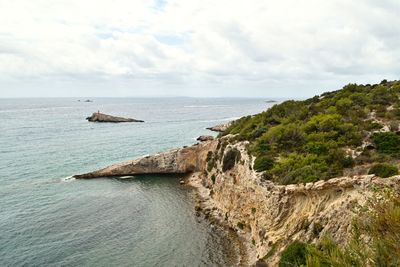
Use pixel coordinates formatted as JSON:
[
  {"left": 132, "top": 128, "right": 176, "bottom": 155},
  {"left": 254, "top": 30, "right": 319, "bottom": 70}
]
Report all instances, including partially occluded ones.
[
  {"left": 251, "top": 207, "right": 256, "bottom": 214},
  {"left": 222, "top": 148, "right": 241, "bottom": 172},
  {"left": 260, "top": 123, "right": 305, "bottom": 151},
  {"left": 210, "top": 174, "right": 216, "bottom": 184},
  {"left": 372, "top": 132, "right": 400, "bottom": 156},
  {"left": 223, "top": 80, "right": 400, "bottom": 184},
  {"left": 270, "top": 153, "right": 328, "bottom": 184},
  {"left": 281, "top": 165, "right": 323, "bottom": 184},
  {"left": 312, "top": 222, "right": 324, "bottom": 237},
  {"left": 279, "top": 241, "right": 307, "bottom": 267},
  {"left": 366, "top": 121, "right": 383, "bottom": 130},
  {"left": 237, "top": 222, "right": 245, "bottom": 230},
  {"left": 368, "top": 163, "right": 398, "bottom": 178},
  {"left": 254, "top": 156, "right": 274, "bottom": 172}
]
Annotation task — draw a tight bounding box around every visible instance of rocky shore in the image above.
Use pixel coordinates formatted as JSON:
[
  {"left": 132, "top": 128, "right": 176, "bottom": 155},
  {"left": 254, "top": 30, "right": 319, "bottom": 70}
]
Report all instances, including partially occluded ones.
[
  {"left": 73, "top": 135, "right": 400, "bottom": 266},
  {"left": 206, "top": 122, "right": 232, "bottom": 132},
  {"left": 86, "top": 112, "right": 144, "bottom": 123}
]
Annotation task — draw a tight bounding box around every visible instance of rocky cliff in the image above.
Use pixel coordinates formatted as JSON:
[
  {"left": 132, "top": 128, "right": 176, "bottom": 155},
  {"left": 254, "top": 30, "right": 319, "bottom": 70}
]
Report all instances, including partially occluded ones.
[
  {"left": 73, "top": 141, "right": 216, "bottom": 179},
  {"left": 190, "top": 136, "right": 400, "bottom": 265},
  {"left": 73, "top": 135, "right": 399, "bottom": 266}
]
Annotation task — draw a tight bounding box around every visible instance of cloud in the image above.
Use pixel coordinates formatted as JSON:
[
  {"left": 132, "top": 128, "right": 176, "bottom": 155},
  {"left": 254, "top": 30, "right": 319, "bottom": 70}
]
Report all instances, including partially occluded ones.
[{"left": 0, "top": 0, "right": 399, "bottom": 97}]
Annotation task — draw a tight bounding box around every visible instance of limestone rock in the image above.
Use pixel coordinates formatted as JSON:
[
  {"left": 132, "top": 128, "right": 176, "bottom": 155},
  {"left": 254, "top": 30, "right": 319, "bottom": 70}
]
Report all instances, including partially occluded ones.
[
  {"left": 196, "top": 135, "right": 214, "bottom": 142},
  {"left": 206, "top": 122, "right": 232, "bottom": 132},
  {"left": 86, "top": 112, "right": 144, "bottom": 123},
  {"left": 73, "top": 140, "right": 217, "bottom": 179}
]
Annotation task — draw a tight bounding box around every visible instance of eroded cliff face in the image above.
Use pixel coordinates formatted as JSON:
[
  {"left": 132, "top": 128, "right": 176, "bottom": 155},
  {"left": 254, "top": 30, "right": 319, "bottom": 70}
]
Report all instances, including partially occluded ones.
[
  {"left": 74, "top": 141, "right": 217, "bottom": 178},
  {"left": 73, "top": 135, "right": 399, "bottom": 265},
  {"left": 192, "top": 135, "right": 400, "bottom": 266}
]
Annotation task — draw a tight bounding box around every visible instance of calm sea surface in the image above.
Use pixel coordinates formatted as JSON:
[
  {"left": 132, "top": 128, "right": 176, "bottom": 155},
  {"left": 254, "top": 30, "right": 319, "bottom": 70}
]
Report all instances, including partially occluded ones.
[{"left": 0, "top": 98, "right": 272, "bottom": 266}]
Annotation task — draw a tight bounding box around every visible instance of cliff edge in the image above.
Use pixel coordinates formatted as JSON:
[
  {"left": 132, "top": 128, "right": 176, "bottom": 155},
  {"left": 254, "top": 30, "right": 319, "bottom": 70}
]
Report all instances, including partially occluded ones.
[{"left": 72, "top": 135, "right": 399, "bottom": 265}]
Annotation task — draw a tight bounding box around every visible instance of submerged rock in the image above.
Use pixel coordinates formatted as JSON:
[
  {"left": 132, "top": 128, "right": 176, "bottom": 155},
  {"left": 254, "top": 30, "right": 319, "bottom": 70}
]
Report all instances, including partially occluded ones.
[{"left": 86, "top": 112, "right": 144, "bottom": 123}]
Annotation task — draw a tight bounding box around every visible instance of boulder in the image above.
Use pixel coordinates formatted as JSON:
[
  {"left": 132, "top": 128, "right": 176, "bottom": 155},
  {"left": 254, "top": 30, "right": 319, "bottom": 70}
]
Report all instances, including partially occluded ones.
[{"left": 197, "top": 135, "right": 214, "bottom": 142}]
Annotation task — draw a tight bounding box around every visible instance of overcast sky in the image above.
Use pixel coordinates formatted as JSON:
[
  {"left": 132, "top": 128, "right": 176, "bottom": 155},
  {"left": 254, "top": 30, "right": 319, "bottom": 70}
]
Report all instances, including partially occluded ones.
[{"left": 0, "top": 0, "right": 399, "bottom": 98}]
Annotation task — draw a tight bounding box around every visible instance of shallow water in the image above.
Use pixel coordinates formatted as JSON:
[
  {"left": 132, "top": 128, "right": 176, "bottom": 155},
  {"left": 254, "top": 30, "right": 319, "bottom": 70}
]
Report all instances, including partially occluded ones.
[{"left": 0, "top": 97, "right": 272, "bottom": 266}]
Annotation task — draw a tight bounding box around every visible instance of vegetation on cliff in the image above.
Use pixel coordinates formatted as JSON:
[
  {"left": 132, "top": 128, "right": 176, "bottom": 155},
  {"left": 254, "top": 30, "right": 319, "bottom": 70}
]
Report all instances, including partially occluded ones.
[
  {"left": 224, "top": 80, "right": 400, "bottom": 184},
  {"left": 279, "top": 188, "right": 400, "bottom": 267}
]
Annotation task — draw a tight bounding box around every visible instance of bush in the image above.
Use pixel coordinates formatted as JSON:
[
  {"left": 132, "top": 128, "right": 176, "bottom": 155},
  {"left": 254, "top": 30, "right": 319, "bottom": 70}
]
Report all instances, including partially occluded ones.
[
  {"left": 254, "top": 156, "right": 274, "bottom": 172},
  {"left": 223, "top": 80, "right": 400, "bottom": 184},
  {"left": 211, "top": 174, "right": 216, "bottom": 184},
  {"left": 372, "top": 132, "right": 400, "bottom": 156},
  {"left": 237, "top": 222, "right": 245, "bottom": 230},
  {"left": 270, "top": 153, "right": 329, "bottom": 184},
  {"left": 260, "top": 123, "right": 305, "bottom": 151},
  {"left": 222, "top": 148, "right": 241, "bottom": 172},
  {"left": 279, "top": 241, "right": 307, "bottom": 267},
  {"left": 281, "top": 165, "right": 323, "bottom": 184},
  {"left": 366, "top": 121, "right": 383, "bottom": 130},
  {"left": 368, "top": 163, "right": 398, "bottom": 178}
]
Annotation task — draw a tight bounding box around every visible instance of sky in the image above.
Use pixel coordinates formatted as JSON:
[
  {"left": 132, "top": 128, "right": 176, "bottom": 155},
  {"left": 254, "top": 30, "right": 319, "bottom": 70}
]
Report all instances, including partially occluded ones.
[{"left": 0, "top": 0, "right": 399, "bottom": 98}]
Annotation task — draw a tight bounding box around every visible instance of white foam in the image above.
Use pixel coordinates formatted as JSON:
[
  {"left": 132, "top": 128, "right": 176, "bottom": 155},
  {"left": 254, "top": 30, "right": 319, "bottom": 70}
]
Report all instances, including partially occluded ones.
[
  {"left": 61, "top": 176, "right": 76, "bottom": 182},
  {"left": 119, "top": 175, "right": 135, "bottom": 179}
]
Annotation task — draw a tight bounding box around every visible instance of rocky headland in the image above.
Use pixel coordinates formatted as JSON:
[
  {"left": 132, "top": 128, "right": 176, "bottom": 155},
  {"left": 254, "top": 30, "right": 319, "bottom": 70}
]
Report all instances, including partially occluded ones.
[
  {"left": 74, "top": 141, "right": 216, "bottom": 179},
  {"left": 72, "top": 134, "right": 400, "bottom": 265},
  {"left": 86, "top": 112, "right": 144, "bottom": 123},
  {"left": 75, "top": 81, "right": 400, "bottom": 266}
]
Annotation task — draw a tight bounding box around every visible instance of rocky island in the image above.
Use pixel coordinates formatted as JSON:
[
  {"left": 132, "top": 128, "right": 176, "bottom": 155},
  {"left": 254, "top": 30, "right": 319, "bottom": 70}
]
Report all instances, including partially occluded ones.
[
  {"left": 75, "top": 80, "right": 400, "bottom": 266},
  {"left": 86, "top": 112, "right": 144, "bottom": 123}
]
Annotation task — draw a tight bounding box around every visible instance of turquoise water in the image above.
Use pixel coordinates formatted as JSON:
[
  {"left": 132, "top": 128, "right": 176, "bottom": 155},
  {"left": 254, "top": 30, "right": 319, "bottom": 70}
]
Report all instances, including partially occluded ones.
[{"left": 0, "top": 98, "right": 270, "bottom": 266}]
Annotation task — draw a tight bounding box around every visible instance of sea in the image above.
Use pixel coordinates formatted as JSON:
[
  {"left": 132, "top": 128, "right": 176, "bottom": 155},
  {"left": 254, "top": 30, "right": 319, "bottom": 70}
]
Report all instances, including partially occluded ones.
[{"left": 0, "top": 97, "right": 273, "bottom": 266}]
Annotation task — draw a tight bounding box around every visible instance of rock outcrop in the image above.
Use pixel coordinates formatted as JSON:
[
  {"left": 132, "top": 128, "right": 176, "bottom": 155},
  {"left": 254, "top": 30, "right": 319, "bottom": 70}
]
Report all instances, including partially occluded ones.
[
  {"left": 197, "top": 135, "right": 214, "bottom": 142},
  {"left": 191, "top": 137, "right": 400, "bottom": 265},
  {"left": 86, "top": 112, "right": 144, "bottom": 123},
  {"left": 73, "top": 134, "right": 400, "bottom": 265},
  {"left": 73, "top": 140, "right": 216, "bottom": 179},
  {"left": 206, "top": 122, "right": 232, "bottom": 132}
]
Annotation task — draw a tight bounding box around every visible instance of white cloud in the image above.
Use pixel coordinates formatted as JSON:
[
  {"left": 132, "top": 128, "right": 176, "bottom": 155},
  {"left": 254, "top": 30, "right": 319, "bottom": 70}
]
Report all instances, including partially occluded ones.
[{"left": 0, "top": 0, "right": 399, "bottom": 97}]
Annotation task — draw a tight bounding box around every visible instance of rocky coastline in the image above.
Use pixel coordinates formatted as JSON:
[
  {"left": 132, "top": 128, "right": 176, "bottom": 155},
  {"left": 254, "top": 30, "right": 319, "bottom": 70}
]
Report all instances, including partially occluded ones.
[
  {"left": 206, "top": 122, "right": 232, "bottom": 132},
  {"left": 72, "top": 133, "right": 400, "bottom": 266}
]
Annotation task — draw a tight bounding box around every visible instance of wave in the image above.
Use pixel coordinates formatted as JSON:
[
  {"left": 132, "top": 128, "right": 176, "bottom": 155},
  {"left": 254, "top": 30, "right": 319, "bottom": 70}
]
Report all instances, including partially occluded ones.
[
  {"left": 61, "top": 176, "right": 76, "bottom": 182},
  {"left": 183, "top": 105, "right": 229, "bottom": 108},
  {"left": 199, "top": 117, "right": 240, "bottom": 123},
  {"left": 0, "top": 106, "right": 75, "bottom": 113},
  {"left": 118, "top": 176, "right": 136, "bottom": 179}
]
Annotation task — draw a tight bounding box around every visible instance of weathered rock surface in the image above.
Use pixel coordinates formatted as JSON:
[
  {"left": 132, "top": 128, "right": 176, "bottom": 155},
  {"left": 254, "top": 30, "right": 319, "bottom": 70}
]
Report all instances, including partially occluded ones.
[
  {"left": 196, "top": 135, "right": 214, "bottom": 142},
  {"left": 206, "top": 122, "right": 232, "bottom": 132},
  {"left": 190, "top": 139, "right": 400, "bottom": 266},
  {"left": 72, "top": 134, "right": 400, "bottom": 265},
  {"left": 86, "top": 112, "right": 144, "bottom": 123},
  {"left": 73, "top": 140, "right": 217, "bottom": 179}
]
